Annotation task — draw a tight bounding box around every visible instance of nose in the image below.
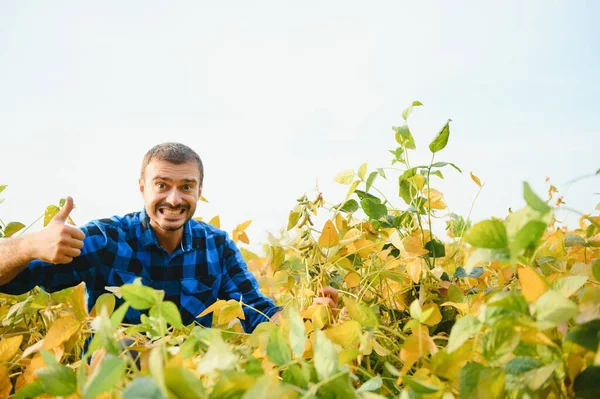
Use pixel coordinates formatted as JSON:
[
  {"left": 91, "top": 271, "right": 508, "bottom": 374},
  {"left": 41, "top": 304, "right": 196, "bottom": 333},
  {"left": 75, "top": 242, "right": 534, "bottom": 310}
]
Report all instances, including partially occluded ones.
[{"left": 165, "top": 189, "right": 182, "bottom": 206}]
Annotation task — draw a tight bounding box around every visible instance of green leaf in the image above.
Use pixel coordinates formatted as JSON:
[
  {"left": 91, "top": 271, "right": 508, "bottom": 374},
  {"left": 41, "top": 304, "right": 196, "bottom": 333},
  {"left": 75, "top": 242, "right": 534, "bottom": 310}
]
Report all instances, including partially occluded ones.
[
  {"left": 512, "top": 220, "right": 547, "bottom": 254},
  {"left": 266, "top": 327, "right": 292, "bottom": 366},
  {"left": 505, "top": 357, "right": 543, "bottom": 375},
  {"left": 447, "top": 316, "right": 482, "bottom": 353},
  {"left": 357, "top": 376, "right": 383, "bottom": 393},
  {"left": 344, "top": 297, "right": 379, "bottom": 328},
  {"left": 534, "top": 290, "right": 578, "bottom": 327},
  {"left": 36, "top": 364, "right": 77, "bottom": 396},
  {"left": 110, "top": 303, "right": 130, "bottom": 328},
  {"left": 3, "top": 222, "right": 25, "bottom": 237},
  {"left": 93, "top": 293, "right": 116, "bottom": 316},
  {"left": 464, "top": 219, "right": 508, "bottom": 249},
  {"left": 361, "top": 198, "right": 387, "bottom": 220},
  {"left": 523, "top": 182, "right": 551, "bottom": 215},
  {"left": 403, "top": 375, "right": 439, "bottom": 394},
  {"left": 317, "top": 372, "right": 355, "bottom": 399},
  {"left": 287, "top": 211, "right": 301, "bottom": 231},
  {"left": 314, "top": 330, "right": 338, "bottom": 380},
  {"left": 242, "top": 374, "right": 296, "bottom": 399},
  {"left": 366, "top": 171, "right": 378, "bottom": 192},
  {"left": 429, "top": 119, "right": 451, "bottom": 153},
  {"left": 550, "top": 276, "right": 588, "bottom": 297},
  {"left": 393, "top": 125, "right": 416, "bottom": 150},
  {"left": 12, "top": 381, "right": 44, "bottom": 399},
  {"left": 282, "top": 364, "right": 310, "bottom": 390},
  {"left": 398, "top": 178, "right": 418, "bottom": 205},
  {"left": 337, "top": 199, "right": 359, "bottom": 213},
  {"left": 424, "top": 239, "right": 445, "bottom": 258},
  {"left": 431, "top": 161, "right": 462, "bottom": 173},
  {"left": 83, "top": 354, "right": 126, "bottom": 399},
  {"left": 121, "top": 284, "right": 162, "bottom": 310},
  {"left": 481, "top": 328, "right": 521, "bottom": 364},
  {"left": 574, "top": 365, "right": 600, "bottom": 399},
  {"left": 287, "top": 307, "right": 306, "bottom": 359},
  {"left": 523, "top": 362, "right": 558, "bottom": 391},
  {"left": 44, "top": 205, "right": 60, "bottom": 226},
  {"left": 565, "top": 319, "right": 600, "bottom": 351},
  {"left": 164, "top": 366, "right": 206, "bottom": 398},
  {"left": 402, "top": 100, "right": 423, "bottom": 121},
  {"left": 460, "top": 363, "right": 505, "bottom": 399},
  {"left": 123, "top": 377, "right": 165, "bottom": 399},
  {"left": 211, "top": 371, "right": 256, "bottom": 399},
  {"left": 156, "top": 301, "right": 183, "bottom": 329},
  {"left": 564, "top": 234, "right": 587, "bottom": 247},
  {"left": 593, "top": 259, "right": 600, "bottom": 282}
]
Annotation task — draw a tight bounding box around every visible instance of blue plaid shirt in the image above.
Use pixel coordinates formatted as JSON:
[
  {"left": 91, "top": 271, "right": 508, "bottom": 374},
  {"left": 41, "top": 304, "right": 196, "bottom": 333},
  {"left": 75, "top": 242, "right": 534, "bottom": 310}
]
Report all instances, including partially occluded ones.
[{"left": 1, "top": 210, "right": 281, "bottom": 332}]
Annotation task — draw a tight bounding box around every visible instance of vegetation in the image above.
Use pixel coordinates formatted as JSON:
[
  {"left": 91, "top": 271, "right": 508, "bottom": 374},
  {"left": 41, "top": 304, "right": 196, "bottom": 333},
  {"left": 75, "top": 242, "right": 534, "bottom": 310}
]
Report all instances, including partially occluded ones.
[{"left": 1, "top": 102, "right": 599, "bottom": 398}]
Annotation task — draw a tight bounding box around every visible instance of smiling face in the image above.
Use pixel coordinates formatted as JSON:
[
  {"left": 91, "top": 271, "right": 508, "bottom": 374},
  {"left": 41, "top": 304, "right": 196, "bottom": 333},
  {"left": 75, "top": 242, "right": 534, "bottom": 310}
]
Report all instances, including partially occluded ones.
[{"left": 139, "top": 160, "right": 202, "bottom": 234}]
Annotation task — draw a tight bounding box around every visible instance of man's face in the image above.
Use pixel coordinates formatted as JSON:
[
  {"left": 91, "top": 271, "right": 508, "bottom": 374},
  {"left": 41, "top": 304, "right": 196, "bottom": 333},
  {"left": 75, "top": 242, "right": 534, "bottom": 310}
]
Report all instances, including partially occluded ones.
[{"left": 139, "top": 160, "right": 202, "bottom": 233}]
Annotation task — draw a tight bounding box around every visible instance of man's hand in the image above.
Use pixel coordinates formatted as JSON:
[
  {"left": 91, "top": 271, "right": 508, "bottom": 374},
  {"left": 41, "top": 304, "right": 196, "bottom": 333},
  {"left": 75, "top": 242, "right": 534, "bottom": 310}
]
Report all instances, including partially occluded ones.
[
  {"left": 313, "top": 286, "right": 339, "bottom": 308},
  {"left": 28, "top": 197, "right": 85, "bottom": 264}
]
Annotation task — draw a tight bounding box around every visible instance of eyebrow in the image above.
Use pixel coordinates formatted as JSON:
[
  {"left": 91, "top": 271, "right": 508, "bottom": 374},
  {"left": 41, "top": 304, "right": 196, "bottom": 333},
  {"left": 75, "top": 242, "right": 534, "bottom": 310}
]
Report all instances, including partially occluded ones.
[{"left": 152, "top": 176, "right": 198, "bottom": 184}]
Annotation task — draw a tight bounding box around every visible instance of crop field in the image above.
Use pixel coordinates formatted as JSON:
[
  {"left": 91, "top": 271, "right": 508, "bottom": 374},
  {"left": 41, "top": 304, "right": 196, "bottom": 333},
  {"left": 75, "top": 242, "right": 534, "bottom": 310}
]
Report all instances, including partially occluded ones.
[{"left": 1, "top": 103, "right": 599, "bottom": 398}]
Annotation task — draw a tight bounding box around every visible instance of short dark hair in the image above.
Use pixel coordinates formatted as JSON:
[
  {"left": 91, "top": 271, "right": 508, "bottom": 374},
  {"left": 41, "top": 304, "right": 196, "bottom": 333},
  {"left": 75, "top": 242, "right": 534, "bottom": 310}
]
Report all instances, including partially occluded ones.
[{"left": 141, "top": 142, "right": 204, "bottom": 185}]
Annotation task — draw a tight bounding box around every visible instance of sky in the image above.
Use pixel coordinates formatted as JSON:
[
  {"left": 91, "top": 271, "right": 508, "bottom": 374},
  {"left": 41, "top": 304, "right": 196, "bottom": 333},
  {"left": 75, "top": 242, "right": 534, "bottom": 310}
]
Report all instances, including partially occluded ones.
[{"left": 1, "top": 1, "right": 599, "bottom": 252}]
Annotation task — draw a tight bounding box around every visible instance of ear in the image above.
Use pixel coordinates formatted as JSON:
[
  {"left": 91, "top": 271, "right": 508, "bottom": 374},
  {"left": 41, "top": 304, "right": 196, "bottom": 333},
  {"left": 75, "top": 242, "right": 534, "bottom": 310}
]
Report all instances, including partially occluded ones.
[
  {"left": 197, "top": 185, "right": 203, "bottom": 198},
  {"left": 138, "top": 177, "right": 145, "bottom": 196}
]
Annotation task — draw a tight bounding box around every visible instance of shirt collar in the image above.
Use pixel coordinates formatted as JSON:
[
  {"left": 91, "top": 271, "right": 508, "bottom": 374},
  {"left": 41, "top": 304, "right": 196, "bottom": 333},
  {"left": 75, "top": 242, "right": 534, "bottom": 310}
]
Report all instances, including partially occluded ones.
[{"left": 139, "top": 209, "right": 193, "bottom": 252}]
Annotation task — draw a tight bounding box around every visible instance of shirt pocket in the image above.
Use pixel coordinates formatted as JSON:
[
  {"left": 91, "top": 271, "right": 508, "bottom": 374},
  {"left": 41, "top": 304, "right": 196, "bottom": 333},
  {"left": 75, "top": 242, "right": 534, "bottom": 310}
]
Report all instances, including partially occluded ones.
[{"left": 108, "top": 269, "right": 152, "bottom": 287}]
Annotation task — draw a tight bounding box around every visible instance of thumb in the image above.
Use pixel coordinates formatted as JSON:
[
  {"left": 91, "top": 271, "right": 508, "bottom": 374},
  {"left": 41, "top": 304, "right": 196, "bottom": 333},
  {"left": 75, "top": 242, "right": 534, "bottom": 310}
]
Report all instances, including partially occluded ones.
[{"left": 53, "top": 196, "right": 74, "bottom": 223}]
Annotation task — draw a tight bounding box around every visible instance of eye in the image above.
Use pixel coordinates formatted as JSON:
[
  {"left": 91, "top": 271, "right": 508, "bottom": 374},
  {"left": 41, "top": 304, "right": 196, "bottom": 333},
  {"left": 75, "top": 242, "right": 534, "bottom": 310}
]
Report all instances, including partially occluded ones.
[
  {"left": 183, "top": 184, "right": 193, "bottom": 190},
  {"left": 156, "top": 183, "right": 166, "bottom": 189}
]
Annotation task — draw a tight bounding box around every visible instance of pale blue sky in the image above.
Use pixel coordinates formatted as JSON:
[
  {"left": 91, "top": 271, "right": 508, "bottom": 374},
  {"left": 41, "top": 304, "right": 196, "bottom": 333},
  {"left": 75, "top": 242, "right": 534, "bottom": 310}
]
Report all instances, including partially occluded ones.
[{"left": 1, "top": 1, "right": 598, "bottom": 250}]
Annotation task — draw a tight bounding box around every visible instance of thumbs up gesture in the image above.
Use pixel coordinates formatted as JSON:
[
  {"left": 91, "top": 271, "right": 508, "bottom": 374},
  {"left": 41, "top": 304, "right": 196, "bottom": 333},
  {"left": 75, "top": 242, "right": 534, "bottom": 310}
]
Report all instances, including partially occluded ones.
[{"left": 29, "top": 197, "right": 85, "bottom": 264}]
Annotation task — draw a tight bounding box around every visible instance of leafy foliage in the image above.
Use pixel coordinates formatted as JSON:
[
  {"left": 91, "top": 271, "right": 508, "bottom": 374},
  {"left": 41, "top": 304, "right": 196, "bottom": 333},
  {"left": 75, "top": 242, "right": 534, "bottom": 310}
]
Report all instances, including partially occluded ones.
[{"left": 1, "top": 102, "right": 599, "bottom": 398}]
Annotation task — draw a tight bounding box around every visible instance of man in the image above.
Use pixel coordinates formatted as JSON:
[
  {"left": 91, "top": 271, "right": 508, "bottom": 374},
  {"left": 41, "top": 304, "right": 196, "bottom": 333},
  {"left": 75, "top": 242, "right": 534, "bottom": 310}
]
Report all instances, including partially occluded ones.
[{"left": 0, "top": 143, "right": 336, "bottom": 332}]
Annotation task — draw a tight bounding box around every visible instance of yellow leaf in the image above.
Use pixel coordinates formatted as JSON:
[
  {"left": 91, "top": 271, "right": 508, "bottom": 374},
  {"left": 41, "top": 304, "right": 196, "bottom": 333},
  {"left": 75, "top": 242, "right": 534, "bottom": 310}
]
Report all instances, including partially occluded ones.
[
  {"left": 236, "top": 220, "right": 252, "bottom": 231},
  {"left": 424, "top": 188, "right": 447, "bottom": 210},
  {"left": 421, "top": 303, "right": 442, "bottom": 326},
  {"left": 345, "top": 272, "right": 361, "bottom": 288},
  {"left": 407, "top": 258, "right": 423, "bottom": 284},
  {"left": 318, "top": 220, "right": 339, "bottom": 248},
  {"left": 198, "top": 299, "right": 227, "bottom": 318},
  {"left": 218, "top": 299, "right": 245, "bottom": 325},
  {"left": 43, "top": 315, "right": 80, "bottom": 350},
  {"left": 311, "top": 305, "right": 330, "bottom": 330},
  {"left": 390, "top": 230, "right": 403, "bottom": 251},
  {"left": 354, "top": 239, "right": 377, "bottom": 258},
  {"left": 518, "top": 267, "right": 548, "bottom": 302},
  {"left": 407, "top": 174, "right": 425, "bottom": 191},
  {"left": 334, "top": 170, "right": 355, "bottom": 185},
  {"left": 208, "top": 216, "right": 220, "bottom": 228},
  {"left": 0, "top": 335, "right": 23, "bottom": 362},
  {"left": 470, "top": 172, "right": 482, "bottom": 187},
  {"left": 339, "top": 228, "right": 362, "bottom": 246},
  {"left": 325, "top": 320, "right": 362, "bottom": 346},
  {"left": 345, "top": 180, "right": 360, "bottom": 202},
  {"left": 0, "top": 364, "right": 11, "bottom": 399},
  {"left": 238, "top": 231, "right": 250, "bottom": 245},
  {"left": 400, "top": 329, "right": 433, "bottom": 371},
  {"left": 358, "top": 163, "right": 368, "bottom": 180},
  {"left": 401, "top": 235, "right": 430, "bottom": 257}
]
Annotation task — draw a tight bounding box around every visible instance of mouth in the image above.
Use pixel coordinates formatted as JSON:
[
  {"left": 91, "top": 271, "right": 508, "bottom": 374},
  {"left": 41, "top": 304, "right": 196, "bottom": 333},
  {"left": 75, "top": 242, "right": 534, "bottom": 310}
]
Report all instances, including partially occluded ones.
[{"left": 158, "top": 207, "right": 187, "bottom": 217}]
